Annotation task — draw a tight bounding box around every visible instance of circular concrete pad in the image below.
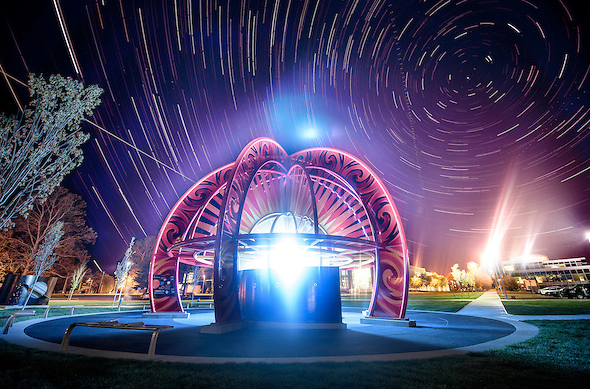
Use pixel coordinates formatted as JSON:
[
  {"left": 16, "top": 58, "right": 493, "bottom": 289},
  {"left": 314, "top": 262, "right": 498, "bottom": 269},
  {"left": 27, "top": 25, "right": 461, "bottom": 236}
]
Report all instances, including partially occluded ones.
[{"left": 18, "top": 308, "right": 518, "bottom": 362}]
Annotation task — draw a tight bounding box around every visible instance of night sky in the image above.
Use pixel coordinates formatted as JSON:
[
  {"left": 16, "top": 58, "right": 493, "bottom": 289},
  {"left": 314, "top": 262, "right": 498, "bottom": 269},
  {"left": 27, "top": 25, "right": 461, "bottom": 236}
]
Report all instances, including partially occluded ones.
[{"left": 1, "top": 0, "right": 589, "bottom": 274}]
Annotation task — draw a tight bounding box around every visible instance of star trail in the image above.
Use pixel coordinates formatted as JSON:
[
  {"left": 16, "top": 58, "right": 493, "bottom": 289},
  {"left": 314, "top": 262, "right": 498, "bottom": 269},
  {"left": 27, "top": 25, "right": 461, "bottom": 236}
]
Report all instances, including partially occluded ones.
[{"left": 1, "top": 0, "right": 589, "bottom": 273}]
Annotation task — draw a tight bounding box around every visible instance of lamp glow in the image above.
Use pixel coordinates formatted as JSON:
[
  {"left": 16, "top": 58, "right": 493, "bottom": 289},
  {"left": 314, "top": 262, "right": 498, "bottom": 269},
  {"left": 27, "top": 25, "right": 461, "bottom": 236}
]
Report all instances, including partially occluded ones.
[{"left": 269, "top": 236, "right": 308, "bottom": 287}]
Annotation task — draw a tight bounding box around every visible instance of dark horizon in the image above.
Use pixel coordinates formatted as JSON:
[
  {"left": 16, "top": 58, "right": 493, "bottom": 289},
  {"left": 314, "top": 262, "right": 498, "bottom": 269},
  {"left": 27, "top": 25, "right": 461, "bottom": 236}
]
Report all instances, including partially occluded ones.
[{"left": 1, "top": 0, "right": 589, "bottom": 275}]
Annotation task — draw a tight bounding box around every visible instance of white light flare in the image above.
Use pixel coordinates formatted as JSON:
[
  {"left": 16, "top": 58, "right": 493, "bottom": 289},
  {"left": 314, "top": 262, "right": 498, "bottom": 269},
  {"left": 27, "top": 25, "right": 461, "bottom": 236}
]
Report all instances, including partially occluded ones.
[
  {"left": 481, "top": 171, "right": 518, "bottom": 272},
  {"left": 270, "top": 236, "right": 314, "bottom": 287}
]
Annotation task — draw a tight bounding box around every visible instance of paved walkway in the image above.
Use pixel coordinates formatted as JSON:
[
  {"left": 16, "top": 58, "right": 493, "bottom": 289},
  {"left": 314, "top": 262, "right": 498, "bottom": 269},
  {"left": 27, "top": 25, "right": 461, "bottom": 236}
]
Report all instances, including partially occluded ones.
[
  {"left": 458, "top": 290, "right": 590, "bottom": 321},
  {"left": 457, "top": 290, "right": 508, "bottom": 318}
]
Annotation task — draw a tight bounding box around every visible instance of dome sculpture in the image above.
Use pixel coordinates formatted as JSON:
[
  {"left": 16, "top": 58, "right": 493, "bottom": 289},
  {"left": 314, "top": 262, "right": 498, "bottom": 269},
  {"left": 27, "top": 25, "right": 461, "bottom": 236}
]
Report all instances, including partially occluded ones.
[{"left": 149, "top": 138, "right": 409, "bottom": 324}]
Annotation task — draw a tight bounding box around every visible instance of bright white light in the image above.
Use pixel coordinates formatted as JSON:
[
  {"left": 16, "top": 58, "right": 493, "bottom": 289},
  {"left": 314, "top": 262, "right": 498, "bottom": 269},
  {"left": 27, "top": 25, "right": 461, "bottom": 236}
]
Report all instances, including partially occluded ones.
[
  {"left": 193, "top": 252, "right": 213, "bottom": 266},
  {"left": 481, "top": 247, "right": 499, "bottom": 272},
  {"left": 239, "top": 212, "right": 356, "bottom": 271},
  {"left": 352, "top": 267, "right": 372, "bottom": 291},
  {"left": 270, "top": 237, "right": 314, "bottom": 287},
  {"left": 586, "top": 231, "right": 590, "bottom": 243},
  {"left": 481, "top": 172, "right": 517, "bottom": 272}
]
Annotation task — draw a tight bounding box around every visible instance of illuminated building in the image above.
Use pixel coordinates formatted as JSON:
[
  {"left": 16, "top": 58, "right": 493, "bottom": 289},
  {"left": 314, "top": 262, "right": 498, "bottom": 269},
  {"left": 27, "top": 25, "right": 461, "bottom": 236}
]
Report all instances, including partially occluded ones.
[
  {"left": 149, "top": 138, "right": 409, "bottom": 325},
  {"left": 409, "top": 265, "right": 426, "bottom": 278},
  {"left": 501, "top": 255, "right": 590, "bottom": 288}
]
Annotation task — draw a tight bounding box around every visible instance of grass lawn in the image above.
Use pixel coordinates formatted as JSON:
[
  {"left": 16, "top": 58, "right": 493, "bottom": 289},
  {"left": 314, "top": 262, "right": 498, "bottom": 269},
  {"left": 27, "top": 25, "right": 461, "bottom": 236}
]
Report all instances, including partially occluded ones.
[
  {"left": 408, "top": 292, "right": 483, "bottom": 312},
  {"left": 0, "top": 316, "right": 588, "bottom": 388},
  {"left": 48, "top": 299, "right": 152, "bottom": 307},
  {"left": 0, "top": 306, "right": 147, "bottom": 327},
  {"left": 409, "top": 291, "right": 483, "bottom": 312},
  {"left": 406, "top": 300, "right": 469, "bottom": 312},
  {"left": 408, "top": 291, "right": 484, "bottom": 300},
  {"left": 499, "top": 291, "right": 559, "bottom": 299},
  {"left": 502, "top": 299, "right": 590, "bottom": 315},
  {"left": 342, "top": 291, "right": 483, "bottom": 312},
  {"left": 48, "top": 292, "right": 480, "bottom": 313}
]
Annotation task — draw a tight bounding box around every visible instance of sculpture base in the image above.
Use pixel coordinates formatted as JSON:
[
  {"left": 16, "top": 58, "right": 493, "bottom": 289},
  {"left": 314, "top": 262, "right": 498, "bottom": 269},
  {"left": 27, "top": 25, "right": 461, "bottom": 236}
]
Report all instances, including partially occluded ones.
[
  {"left": 200, "top": 320, "right": 346, "bottom": 334},
  {"left": 142, "top": 311, "right": 190, "bottom": 319},
  {"left": 360, "top": 316, "right": 416, "bottom": 327},
  {"left": 200, "top": 320, "right": 246, "bottom": 334}
]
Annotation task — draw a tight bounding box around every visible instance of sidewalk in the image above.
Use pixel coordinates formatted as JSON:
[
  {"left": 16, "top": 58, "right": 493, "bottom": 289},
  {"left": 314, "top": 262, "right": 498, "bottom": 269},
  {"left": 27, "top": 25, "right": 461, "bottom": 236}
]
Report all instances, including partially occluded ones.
[
  {"left": 454, "top": 290, "right": 539, "bottom": 352},
  {"left": 457, "top": 290, "right": 590, "bottom": 321},
  {"left": 457, "top": 290, "right": 507, "bottom": 318}
]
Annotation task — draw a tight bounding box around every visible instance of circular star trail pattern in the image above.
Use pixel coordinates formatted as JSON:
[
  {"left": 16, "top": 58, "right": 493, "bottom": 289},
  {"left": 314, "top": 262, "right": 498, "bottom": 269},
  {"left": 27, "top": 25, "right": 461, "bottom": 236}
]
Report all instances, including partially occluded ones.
[{"left": 0, "top": 0, "right": 589, "bottom": 273}]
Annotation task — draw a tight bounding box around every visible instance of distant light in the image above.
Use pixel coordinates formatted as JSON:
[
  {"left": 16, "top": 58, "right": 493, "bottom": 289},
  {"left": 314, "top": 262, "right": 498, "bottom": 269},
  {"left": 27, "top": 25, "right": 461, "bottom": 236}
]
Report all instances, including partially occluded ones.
[
  {"left": 507, "top": 23, "right": 521, "bottom": 34},
  {"left": 513, "top": 254, "right": 548, "bottom": 263},
  {"left": 586, "top": 231, "right": 590, "bottom": 243},
  {"left": 301, "top": 127, "right": 318, "bottom": 139}
]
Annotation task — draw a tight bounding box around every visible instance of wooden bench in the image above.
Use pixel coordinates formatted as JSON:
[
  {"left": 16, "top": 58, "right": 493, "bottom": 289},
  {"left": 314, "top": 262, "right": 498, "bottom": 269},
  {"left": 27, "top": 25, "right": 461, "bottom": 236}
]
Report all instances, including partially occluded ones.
[
  {"left": 2, "top": 310, "right": 36, "bottom": 334},
  {"left": 60, "top": 320, "right": 173, "bottom": 359}
]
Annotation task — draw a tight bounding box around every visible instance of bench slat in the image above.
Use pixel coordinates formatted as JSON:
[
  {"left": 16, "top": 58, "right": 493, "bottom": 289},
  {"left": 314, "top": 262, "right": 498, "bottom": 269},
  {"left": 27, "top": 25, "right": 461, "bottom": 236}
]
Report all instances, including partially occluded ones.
[{"left": 60, "top": 321, "right": 173, "bottom": 358}]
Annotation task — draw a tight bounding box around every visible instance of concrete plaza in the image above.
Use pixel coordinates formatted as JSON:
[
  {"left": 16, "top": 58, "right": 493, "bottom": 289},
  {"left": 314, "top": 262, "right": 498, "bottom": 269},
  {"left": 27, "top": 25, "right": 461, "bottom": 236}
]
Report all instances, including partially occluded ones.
[{"left": 3, "top": 291, "right": 577, "bottom": 363}]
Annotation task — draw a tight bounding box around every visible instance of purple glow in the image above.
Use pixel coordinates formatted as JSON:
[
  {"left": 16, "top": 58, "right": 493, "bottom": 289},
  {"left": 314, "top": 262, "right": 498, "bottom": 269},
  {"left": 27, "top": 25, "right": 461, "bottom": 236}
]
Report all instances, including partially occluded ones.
[{"left": 0, "top": 0, "right": 589, "bottom": 274}]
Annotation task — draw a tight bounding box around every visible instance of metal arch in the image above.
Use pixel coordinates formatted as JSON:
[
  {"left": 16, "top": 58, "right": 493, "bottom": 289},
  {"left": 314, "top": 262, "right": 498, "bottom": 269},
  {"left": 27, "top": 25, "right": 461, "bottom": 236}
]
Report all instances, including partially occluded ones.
[
  {"left": 238, "top": 168, "right": 288, "bottom": 234},
  {"left": 308, "top": 166, "right": 366, "bottom": 206},
  {"left": 213, "top": 138, "right": 289, "bottom": 323},
  {"left": 299, "top": 165, "right": 374, "bottom": 241},
  {"left": 287, "top": 163, "right": 320, "bottom": 236},
  {"left": 306, "top": 172, "right": 373, "bottom": 240},
  {"left": 149, "top": 163, "right": 233, "bottom": 312},
  {"left": 290, "top": 147, "right": 409, "bottom": 319},
  {"left": 185, "top": 187, "right": 226, "bottom": 241}
]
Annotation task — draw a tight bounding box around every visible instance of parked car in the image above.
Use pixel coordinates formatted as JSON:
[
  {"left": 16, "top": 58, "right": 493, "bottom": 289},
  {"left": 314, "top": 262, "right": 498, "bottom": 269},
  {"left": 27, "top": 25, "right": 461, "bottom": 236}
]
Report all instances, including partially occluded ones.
[
  {"left": 560, "top": 284, "right": 590, "bottom": 299},
  {"left": 539, "top": 285, "right": 563, "bottom": 297}
]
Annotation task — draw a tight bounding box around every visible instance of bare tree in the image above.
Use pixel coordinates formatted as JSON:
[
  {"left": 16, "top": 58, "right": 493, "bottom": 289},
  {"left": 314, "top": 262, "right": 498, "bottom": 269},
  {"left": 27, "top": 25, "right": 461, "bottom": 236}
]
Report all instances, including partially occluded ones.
[
  {"left": 101, "top": 273, "right": 115, "bottom": 294},
  {"left": 0, "top": 186, "right": 96, "bottom": 280},
  {"left": 128, "top": 236, "right": 156, "bottom": 290},
  {"left": 0, "top": 74, "right": 102, "bottom": 230},
  {"left": 22, "top": 221, "right": 63, "bottom": 308},
  {"left": 68, "top": 260, "right": 88, "bottom": 300},
  {"left": 0, "top": 229, "right": 16, "bottom": 281},
  {"left": 112, "top": 237, "right": 135, "bottom": 308},
  {"left": 467, "top": 261, "right": 492, "bottom": 290}
]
